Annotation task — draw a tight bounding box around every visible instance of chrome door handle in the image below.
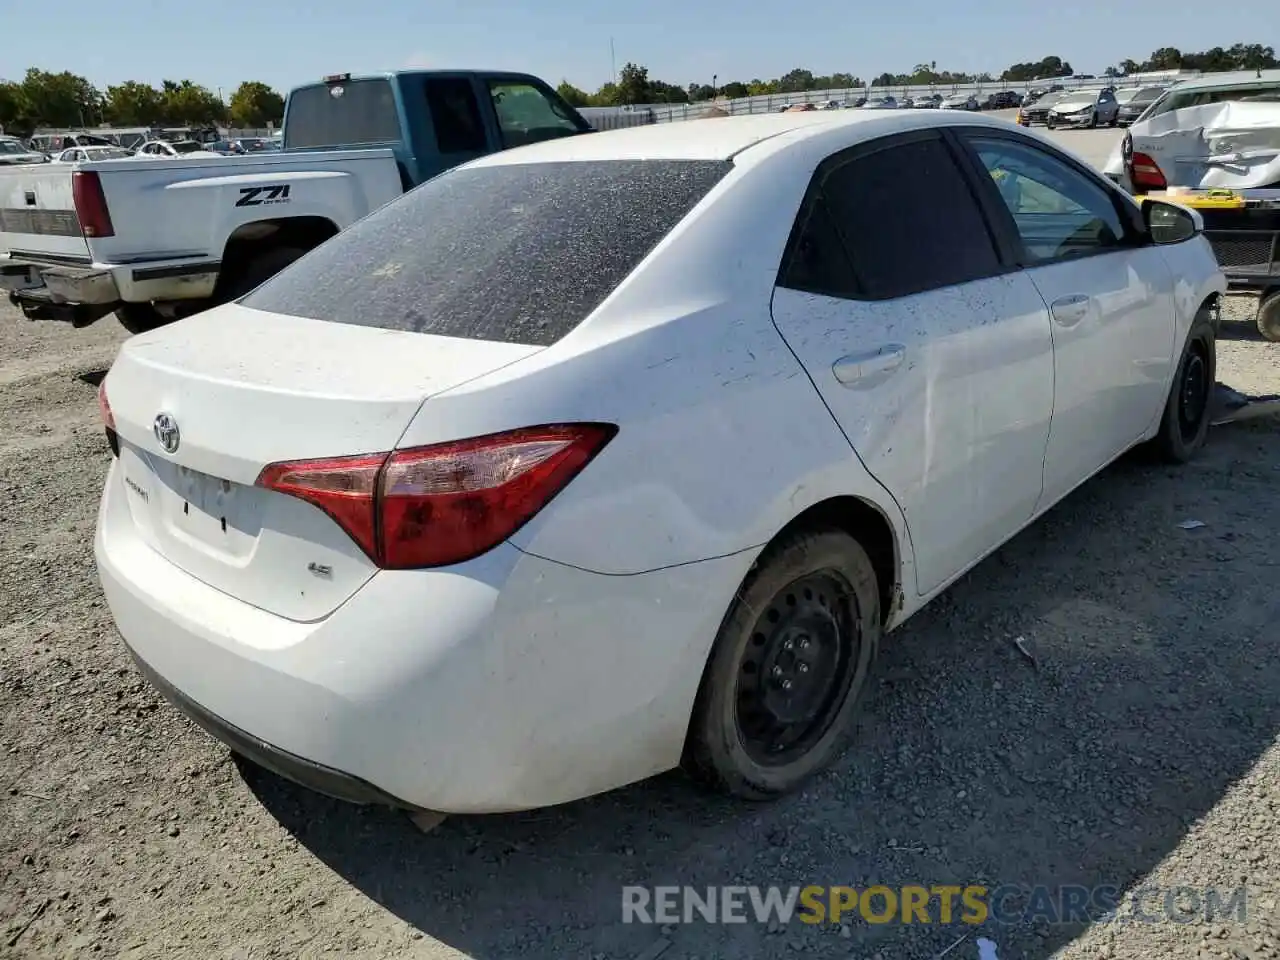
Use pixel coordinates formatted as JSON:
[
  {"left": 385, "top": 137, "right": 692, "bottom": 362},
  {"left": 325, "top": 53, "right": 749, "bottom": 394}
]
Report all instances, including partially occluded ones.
[
  {"left": 832, "top": 344, "right": 907, "bottom": 387},
  {"left": 1051, "top": 294, "right": 1090, "bottom": 327}
]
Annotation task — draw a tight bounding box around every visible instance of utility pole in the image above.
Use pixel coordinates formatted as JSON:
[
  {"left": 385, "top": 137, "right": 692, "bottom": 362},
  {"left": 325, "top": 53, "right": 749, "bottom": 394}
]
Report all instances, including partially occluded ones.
[{"left": 610, "top": 38, "right": 617, "bottom": 85}]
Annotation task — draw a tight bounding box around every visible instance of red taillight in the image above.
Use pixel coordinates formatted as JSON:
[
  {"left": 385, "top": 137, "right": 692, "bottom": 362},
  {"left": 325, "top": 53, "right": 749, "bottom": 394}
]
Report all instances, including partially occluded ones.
[
  {"left": 98, "top": 379, "right": 119, "bottom": 456},
  {"left": 256, "top": 423, "right": 616, "bottom": 569},
  {"left": 1127, "top": 151, "right": 1167, "bottom": 192},
  {"left": 72, "top": 171, "right": 114, "bottom": 238}
]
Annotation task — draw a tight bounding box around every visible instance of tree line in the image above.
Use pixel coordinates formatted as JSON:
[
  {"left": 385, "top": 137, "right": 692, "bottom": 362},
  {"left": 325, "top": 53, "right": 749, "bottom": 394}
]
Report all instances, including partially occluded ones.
[
  {"left": 3, "top": 42, "right": 1275, "bottom": 134},
  {"left": 557, "top": 44, "right": 1278, "bottom": 108},
  {"left": 0, "top": 69, "right": 285, "bottom": 136}
]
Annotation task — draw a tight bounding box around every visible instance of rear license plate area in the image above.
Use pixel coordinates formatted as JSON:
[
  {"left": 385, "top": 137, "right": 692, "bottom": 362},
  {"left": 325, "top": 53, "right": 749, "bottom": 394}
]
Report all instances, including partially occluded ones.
[{"left": 171, "top": 464, "right": 240, "bottom": 539}]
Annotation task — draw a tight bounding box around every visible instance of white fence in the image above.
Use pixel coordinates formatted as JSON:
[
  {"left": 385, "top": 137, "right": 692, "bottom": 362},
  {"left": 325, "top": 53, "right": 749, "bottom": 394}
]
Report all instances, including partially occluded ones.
[{"left": 641, "top": 70, "right": 1200, "bottom": 123}]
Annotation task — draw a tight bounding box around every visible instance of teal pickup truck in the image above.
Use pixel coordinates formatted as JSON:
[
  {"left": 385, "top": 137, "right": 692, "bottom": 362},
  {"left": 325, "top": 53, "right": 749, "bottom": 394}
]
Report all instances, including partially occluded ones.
[{"left": 2, "top": 70, "right": 594, "bottom": 332}]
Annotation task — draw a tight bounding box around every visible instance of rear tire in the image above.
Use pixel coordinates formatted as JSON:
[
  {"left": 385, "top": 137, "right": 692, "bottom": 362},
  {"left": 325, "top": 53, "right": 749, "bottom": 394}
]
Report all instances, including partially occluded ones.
[
  {"left": 683, "top": 528, "right": 881, "bottom": 800},
  {"left": 1256, "top": 293, "right": 1280, "bottom": 342},
  {"left": 1151, "top": 311, "right": 1216, "bottom": 463},
  {"left": 114, "top": 303, "right": 168, "bottom": 335}
]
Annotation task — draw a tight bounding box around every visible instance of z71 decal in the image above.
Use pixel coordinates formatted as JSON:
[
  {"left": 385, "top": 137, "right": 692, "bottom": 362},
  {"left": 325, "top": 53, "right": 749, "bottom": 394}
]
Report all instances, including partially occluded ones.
[{"left": 235, "top": 185, "right": 291, "bottom": 207}]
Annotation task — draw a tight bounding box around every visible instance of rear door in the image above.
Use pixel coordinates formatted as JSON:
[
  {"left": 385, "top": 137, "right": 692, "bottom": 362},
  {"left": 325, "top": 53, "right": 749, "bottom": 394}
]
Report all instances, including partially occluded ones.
[
  {"left": 769, "top": 130, "right": 1056, "bottom": 596},
  {"left": 956, "top": 128, "right": 1176, "bottom": 507}
]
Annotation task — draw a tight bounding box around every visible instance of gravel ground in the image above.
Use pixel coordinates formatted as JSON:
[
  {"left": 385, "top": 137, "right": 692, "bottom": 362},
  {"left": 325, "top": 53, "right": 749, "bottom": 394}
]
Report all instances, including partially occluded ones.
[{"left": 3, "top": 182, "right": 1280, "bottom": 959}]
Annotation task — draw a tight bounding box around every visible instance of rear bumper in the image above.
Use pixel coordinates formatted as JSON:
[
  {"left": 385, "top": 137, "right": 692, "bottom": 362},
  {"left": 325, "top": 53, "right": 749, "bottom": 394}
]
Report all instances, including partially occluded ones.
[
  {"left": 94, "top": 459, "right": 749, "bottom": 813},
  {"left": 0, "top": 254, "right": 220, "bottom": 313}
]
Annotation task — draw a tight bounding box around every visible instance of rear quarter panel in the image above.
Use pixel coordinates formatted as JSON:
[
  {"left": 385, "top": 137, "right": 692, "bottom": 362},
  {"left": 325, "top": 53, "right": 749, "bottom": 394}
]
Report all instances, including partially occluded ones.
[{"left": 84, "top": 151, "right": 403, "bottom": 264}]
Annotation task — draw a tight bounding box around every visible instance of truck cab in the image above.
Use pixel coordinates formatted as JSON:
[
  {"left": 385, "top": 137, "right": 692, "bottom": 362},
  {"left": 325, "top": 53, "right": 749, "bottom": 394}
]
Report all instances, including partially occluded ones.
[{"left": 282, "top": 71, "right": 594, "bottom": 189}]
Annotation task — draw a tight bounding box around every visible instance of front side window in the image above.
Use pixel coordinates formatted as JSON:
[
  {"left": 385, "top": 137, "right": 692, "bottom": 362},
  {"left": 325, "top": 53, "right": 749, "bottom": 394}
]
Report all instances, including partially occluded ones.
[
  {"left": 487, "top": 80, "right": 588, "bottom": 149},
  {"left": 819, "top": 136, "right": 1001, "bottom": 299},
  {"left": 966, "top": 135, "right": 1126, "bottom": 264}
]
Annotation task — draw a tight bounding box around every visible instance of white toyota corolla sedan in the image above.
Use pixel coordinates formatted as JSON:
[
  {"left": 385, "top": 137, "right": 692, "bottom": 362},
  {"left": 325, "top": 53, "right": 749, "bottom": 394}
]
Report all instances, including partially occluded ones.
[{"left": 95, "top": 109, "right": 1225, "bottom": 816}]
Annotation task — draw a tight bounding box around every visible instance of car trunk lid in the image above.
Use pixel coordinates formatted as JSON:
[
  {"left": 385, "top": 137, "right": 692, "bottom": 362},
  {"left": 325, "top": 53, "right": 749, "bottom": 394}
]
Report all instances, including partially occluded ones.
[{"left": 104, "top": 303, "right": 542, "bottom": 621}]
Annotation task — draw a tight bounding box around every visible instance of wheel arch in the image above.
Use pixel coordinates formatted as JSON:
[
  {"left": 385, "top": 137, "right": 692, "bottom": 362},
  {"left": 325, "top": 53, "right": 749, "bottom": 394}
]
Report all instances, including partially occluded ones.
[
  {"left": 213, "top": 215, "right": 340, "bottom": 300},
  {"left": 764, "top": 495, "right": 903, "bottom": 628}
]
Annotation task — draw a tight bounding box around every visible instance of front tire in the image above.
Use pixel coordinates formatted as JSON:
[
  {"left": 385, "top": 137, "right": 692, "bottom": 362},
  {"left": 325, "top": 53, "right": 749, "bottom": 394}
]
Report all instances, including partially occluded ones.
[
  {"left": 1152, "top": 312, "right": 1216, "bottom": 463},
  {"left": 683, "top": 528, "right": 881, "bottom": 800}
]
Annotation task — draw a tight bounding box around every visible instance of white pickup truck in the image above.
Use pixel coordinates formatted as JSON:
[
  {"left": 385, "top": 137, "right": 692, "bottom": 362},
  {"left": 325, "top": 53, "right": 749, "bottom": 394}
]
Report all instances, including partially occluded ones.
[{"left": 1, "top": 69, "right": 592, "bottom": 333}]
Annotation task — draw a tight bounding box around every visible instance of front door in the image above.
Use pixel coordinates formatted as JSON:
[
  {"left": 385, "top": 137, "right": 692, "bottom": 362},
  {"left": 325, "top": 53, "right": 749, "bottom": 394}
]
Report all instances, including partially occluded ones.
[
  {"left": 769, "top": 131, "right": 1056, "bottom": 596},
  {"left": 957, "top": 130, "right": 1176, "bottom": 507}
]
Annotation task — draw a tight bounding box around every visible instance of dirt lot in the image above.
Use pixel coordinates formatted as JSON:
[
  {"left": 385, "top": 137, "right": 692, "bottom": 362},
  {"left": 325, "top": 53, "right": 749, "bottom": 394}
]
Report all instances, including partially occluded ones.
[{"left": 3, "top": 293, "right": 1280, "bottom": 957}]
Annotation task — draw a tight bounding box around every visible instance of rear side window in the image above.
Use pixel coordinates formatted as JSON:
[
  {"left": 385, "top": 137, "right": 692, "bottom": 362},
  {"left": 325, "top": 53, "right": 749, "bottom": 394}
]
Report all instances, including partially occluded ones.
[
  {"left": 424, "top": 78, "right": 487, "bottom": 154},
  {"left": 815, "top": 136, "right": 1000, "bottom": 299},
  {"left": 284, "top": 79, "right": 402, "bottom": 149},
  {"left": 241, "top": 160, "right": 731, "bottom": 346}
]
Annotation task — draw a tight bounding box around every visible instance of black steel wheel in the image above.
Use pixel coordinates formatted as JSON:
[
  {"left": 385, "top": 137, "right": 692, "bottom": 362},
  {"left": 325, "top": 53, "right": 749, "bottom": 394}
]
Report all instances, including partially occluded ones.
[
  {"left": 1177, "top": 346, "right": 1210, "bottom": 446},
  {"left": 735, "top": 571, "right": 861, "bottom": 766},
  {"left": 1152, "top": 308, "right": 1216, "bottom": 463},
  {"left": 684, "top": 528, "right": 881, "bottom": 800}
]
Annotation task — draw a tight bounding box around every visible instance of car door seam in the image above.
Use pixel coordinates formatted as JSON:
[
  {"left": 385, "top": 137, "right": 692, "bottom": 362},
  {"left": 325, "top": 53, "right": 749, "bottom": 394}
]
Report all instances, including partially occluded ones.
[{"left": 766, "top": 286, "right": 919, "bottom": 567}]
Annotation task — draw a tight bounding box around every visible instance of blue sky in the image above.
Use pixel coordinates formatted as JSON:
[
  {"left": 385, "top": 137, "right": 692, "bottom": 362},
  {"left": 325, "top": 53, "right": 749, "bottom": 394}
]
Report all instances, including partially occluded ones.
[{"left": 6, "top": 0, "right": 1275, "bottom": 97}]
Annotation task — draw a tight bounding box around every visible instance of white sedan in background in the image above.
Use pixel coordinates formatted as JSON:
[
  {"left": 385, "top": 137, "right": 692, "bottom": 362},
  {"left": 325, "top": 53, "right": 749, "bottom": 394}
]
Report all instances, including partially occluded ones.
[
  {"left": 134, "top": 139, "right": 223, "bottom": 159},
  {"left": 95, "top": 110, "right": 1225, "bottom": 818},
  {"left": 53, "top": 145, "right": 135, "bottom": 163}
]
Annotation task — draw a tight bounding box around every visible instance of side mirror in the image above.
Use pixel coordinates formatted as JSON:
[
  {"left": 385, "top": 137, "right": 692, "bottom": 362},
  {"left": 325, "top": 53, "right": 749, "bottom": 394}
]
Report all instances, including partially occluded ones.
[{"left": 1142, "top": 198, "right": 1201, "bottom": 245}]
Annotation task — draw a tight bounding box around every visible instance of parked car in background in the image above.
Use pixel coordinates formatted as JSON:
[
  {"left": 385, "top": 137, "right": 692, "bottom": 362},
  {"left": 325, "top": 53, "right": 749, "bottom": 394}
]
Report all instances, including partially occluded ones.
[
  {"left": 862, "top": 95, "right": 897, "bottom": 109},
  {"left": 1114, "top": 86, "right": 1168, "bottom": 126},
  {"left": 92, "top": 109, "right": 1225, "bottom": 818},
  {"left": 820, "top": 100, "right": 843, "bottom": 111},
  {"left": 204, "top": 140, "right": 247, "bottom": 156},
  {"left": 984, "top": 90, "right": 1023, "bottom": 109},
  {"left": 0, "top": 136, "right": 49, "bottom": 165},
  {"left": 914, "top": 93, "right": 943, "bottom": 109},
  {"left": 900, "top": 96, "right": 915, "bottom": 109},
  {"left": 1046, "top": 88, "right": 1120, "bottom": 129},
  {"left": 1017, "top": 91, "right": 1067, "bottom": 126},
  {"left": 1107, "top": 70, "right": 1280, "bottom": 192},
  {"left": 52, "top": 146, "right": 135, "bottom": 163},
  {"left": 851, "top": 96, "right": 868, "bottom": 108},
  {"left": 135, "top": 139, "right": 224, "bottom": 159},
  {"left": 940, "top": 93, "right": 980, "bottom": 111},
  {"left": 232, "top": 137, "right": 275, "bottom": 152},
  {"left": 26, "top": 132, "right": 115, "bottom": 154}
]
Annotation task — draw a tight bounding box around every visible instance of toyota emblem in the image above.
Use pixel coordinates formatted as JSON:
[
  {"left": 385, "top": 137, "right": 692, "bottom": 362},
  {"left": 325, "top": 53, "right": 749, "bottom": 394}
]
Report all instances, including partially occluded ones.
[{"left": 153, "top": 413, "right": 180, "bottom": 454}]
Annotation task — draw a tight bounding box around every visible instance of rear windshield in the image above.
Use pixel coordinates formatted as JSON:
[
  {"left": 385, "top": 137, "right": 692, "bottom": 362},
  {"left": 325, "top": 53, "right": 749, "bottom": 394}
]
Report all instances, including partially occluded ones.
[
  {"left": 284, "top": 79, "right": 402, "bottom": 149},
  {"left": 1146, "top": 82, "right": 1280, "bottom": 119},
  {"left": 241, "top": 159, "right": 732, "bottom": 346}
]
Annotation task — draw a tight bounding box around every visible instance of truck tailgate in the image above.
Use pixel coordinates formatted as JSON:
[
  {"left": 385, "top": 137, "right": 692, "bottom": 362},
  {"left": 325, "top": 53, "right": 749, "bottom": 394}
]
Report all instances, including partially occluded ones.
[{"left": 0, "top": 165, "right": 87, "bottom": 261}]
